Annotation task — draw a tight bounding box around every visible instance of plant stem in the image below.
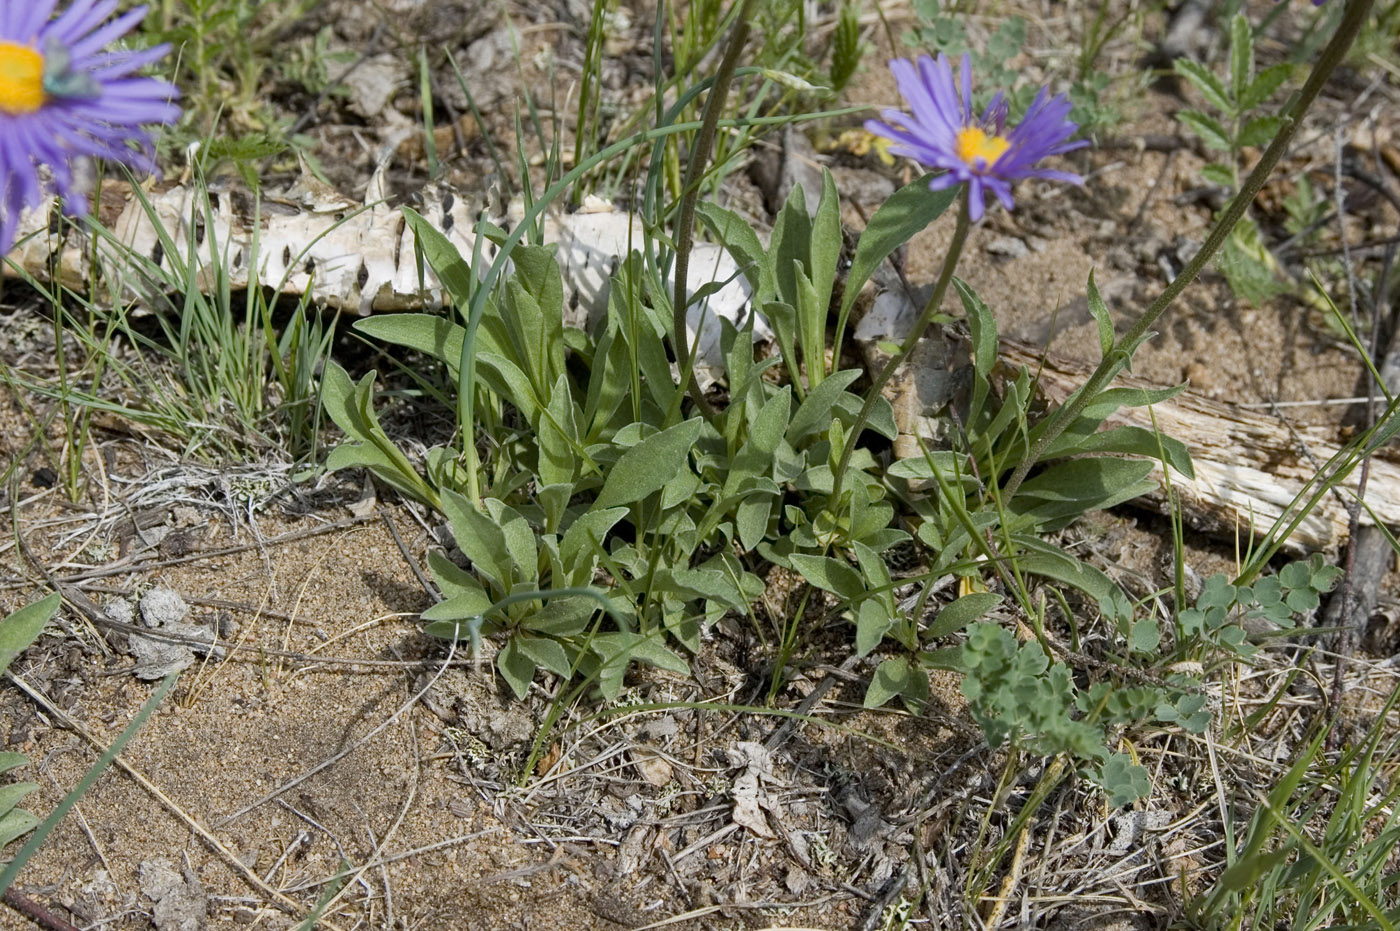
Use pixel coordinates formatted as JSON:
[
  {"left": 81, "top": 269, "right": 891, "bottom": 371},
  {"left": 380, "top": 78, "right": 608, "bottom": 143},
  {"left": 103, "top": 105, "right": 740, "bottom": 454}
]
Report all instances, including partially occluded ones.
[
  {"left": 1002, "top": 0, "right": 1374, "bottom": 501},
  {"left": 671, "top": 0, "right": 760, "bottom": 418},
  {"left": 829, "top": 188, "right": 973, "bottom": 509}
]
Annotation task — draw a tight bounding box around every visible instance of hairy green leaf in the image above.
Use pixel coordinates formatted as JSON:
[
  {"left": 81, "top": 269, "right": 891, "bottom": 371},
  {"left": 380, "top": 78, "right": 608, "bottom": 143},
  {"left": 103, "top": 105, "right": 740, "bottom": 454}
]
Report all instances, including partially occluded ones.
[{"left": 594, "top": 418, "right": 704, "bottom": 509}]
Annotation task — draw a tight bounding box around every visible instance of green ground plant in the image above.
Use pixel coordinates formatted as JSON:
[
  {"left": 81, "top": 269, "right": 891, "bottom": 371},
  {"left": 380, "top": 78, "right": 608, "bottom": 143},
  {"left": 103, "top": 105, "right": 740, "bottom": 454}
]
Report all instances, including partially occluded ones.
[
  {"left": 327, "top": 114, "right": 1219, "bottom": 809},
  {"left": 314, "top": 0, "right": 1393, "bottom": 819},
  {"left": 906, "top": 0, "right": 1142, "bottom": 136},
  {"left": 4, "top": 165, "right": 340, "bottom": 467},
  {"left": 1174, "top": 12, "right": 1296, "bottom": 304},
  {"left": 0, "top": 595, "right": 61, "bottom": 861},
  {"left": 143, "top": 0, "right": 321, "bottom": 139},
  {"left": 1186, "top": 682, "right": 1400, "bottom": 929}
]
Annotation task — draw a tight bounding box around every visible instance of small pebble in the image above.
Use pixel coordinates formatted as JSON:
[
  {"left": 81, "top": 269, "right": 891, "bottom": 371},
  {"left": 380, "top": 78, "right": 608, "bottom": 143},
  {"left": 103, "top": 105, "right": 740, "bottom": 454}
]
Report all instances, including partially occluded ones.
[
  {"left": 139, "top": 588, "right": 189, "bottom": 627},
  {"left": 986, "top": 236, "right": 1028, "bottom": 259}
]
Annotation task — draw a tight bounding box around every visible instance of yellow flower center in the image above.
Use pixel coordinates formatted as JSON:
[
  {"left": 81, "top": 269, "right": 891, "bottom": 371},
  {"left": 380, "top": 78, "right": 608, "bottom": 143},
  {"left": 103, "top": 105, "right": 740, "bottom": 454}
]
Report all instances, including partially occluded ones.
[
  {"left": 0, "top": 40, "right": 45, "bottom": 115},
  {"left": 955, "top": 126, "right": 1009, "bottom": 169}
]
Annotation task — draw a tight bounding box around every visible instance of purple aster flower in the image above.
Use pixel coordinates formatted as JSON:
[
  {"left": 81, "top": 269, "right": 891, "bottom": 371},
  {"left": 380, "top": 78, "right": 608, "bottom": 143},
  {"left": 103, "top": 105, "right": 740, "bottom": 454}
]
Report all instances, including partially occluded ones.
[
  {"left": 0, "top": 1, "right": 179, "bottom": 256},
  {"left": 866, "top": 54, "right": 1086, "bottom": 222}
]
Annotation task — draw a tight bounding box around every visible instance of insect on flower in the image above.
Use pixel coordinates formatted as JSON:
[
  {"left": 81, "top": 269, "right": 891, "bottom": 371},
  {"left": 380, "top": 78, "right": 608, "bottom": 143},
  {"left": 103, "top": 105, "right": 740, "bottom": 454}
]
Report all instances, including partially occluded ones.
[
  {"left": 866, "top": 53, "right": 1086, "bottom": 222},
  {"left": 41, "top": 38, "right": 102, "bottom": 100},
  {"left": 0, "top": 1, "right": 180, "bottom": 257}
]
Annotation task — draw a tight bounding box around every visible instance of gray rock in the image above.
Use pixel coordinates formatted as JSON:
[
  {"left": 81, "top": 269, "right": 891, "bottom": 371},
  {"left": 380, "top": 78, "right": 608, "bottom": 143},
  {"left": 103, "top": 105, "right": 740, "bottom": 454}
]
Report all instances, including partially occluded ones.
[
  {"left": 140, "top": 859, "right": 206, "bottom": 931},
  {"left": 139, "top": 588, "right": 188, "bottom": 628},
  {"left": 105, "top": 598, "right": 135, "bottom": 625},
  {"left": 986, "top": 236, "right": 1029, "bottom": 259}
]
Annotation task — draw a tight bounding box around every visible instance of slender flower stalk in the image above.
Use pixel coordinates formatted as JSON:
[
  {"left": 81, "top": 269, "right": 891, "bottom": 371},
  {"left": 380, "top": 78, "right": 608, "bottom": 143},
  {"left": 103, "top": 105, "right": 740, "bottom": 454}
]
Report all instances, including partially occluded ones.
[
  {"left": 829, "top": 188, "right": 972, "bottom": 510},
  {"left": 1002, "top": 0, "right": 1374, "bottom": 501},
  {"left": 671, "top": 0, "right": 760, "bottom": 418},
  {"left": 0, "top": 1, "right": 179, "bottom": 257}
]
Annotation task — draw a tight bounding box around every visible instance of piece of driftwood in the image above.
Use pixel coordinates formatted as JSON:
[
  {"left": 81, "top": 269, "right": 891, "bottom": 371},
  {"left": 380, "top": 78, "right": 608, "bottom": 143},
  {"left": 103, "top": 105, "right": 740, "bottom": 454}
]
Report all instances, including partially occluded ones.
[{"left": 993, "top": 339, "right": 1400, "bottom": 553}]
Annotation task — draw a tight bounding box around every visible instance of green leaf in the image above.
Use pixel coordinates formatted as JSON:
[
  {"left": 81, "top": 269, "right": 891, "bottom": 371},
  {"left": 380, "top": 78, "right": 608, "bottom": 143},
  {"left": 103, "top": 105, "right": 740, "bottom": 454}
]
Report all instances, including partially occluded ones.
[
  {"left": 955, "top": 278, "right": 996, "bottom": 424},
  {"left": 787, "top": 369, "right": 861, "bottom": 443},
  {"left": 1014, "top": 457, "right": 1157, "bottom": 520},
  {"left": 1173, "top": 58, "right": 1231, "bottom": 114},
  {"left": 735, "top": 495, "right": 773, "bottom": 553},
  {"left": 593, "top": 418, "right": 704, "bottom": 509},
  {"left": 441, "top": 489, "right": 510, "bottom": 589},
  {"left": 1278, "top": 560, "right": 1311, "bottom": 591},
  {"left": 420, "top": 588, "right": 493, "bottom": 635},
  {"left": 726, "top": 386, "right": 792, "bottom": 494},
  {"left": 1229, "top": 13, "right": 1253, "bottom": 104},
  {"left": 1129, "top": 617, "right": 1161, "bottom": 654},
  {"left": 658, "top": 567, "right": 749, "bottom": 612},
  {"left": 790, "top": 554, "right": 864, "bottom": 601},
  {"left": 771, "top": 183, "right": 812, "bottom": 308},
  {"left": 0, "top": 808, "right": 39, "bottom": 849},
  {"left": 504, "top": 244, "right": 567, "bottom": 388},
  {"left": 855, "top": 600, "right": 894, "bottom": 656},
  {"left": 809, "top": 169, "right": 843, "bottom": 337},
  {"left": 511, "top": 244, "right": 566, "bottom": 337},
  {"left": 1177, "top": 110, "right": 1232, "bottom": 152},
  {"left": 1217, "top": 847, "right": 1295, "bottom": 893},
  {"left": 537, "top": 374, "right": 579, "bottom": 487},
  {"left": 864, "top": 656, "right": 918, "bottom": 709},
  {"left": 851, "top": 541, "right": 893, "bottom": 602},
  {"left": 321, "top": 363, "right": 437, "bottom": 507},
  {"left": 484, "top": 500, "right": 537, "bottom": 586},
  {"left": 829, "top": 2, "right": 861, "bottom": 91},
  {"left": 560, "top": 507, "right": 628, "bottom": 579},
  {"left": 0, "top": 594, "right": 60, "bottom": 677},
  {"left": 764, "top": 300, "right": 801, "bottom": 399},
  {"left": 1041, "top": 424, "right": 1194, "bottom": 480},
  {"left": 1220, "top": 221, "right": 1284, "bottom": 305},
  {"left": 1238, "top": 115, "right": 1285, "bottom": 149},
  {"left": 794, "top": 262, "right": 825, "bottom": 387},
  {"left": 537, "top": 483, "right": 572, "bottom": 534},
  {"left": 0, "top": 783, "right": 37, "bottom": 820},
  {"left": 584, "top": 321, "right": 630, "bottom": 438},
  {"left": 426, "top": 549, "right": 491, "bottom": 603},
  {"left": 924, "top": 592, "right": 1003, "bottom": 640},
  {"left": 402, "top": 207, "right": 477, "bottom": 310},
  {"left": 1086, "top": 271, "right": 1114, "bottom": 359},
  {"left": 1096, "top": 754, "right": 1149, "bottom": 807},
  {"left": 0, "top": 753, "right": 28, "bottom": 778},
  {"left": 697, "top": 202, "right": 774, "bottom": 304},
  {"left": 1013, "top": 536, "right": 1133, "bottom": 623},
  {"left": 659, "top": 468, "right": 702, "bottom": 511},
  {"left": 1240, "top": 63, "right": 1292, "bottom": 111},
  {"left": 1077, "top": 383, "right": 1185, "bottom": 422},
  {"left": 477, "top": 351, "right": 541, "bottom": 422},
  {"left": 497, "top": 638, "right": 537, "bottom": 700},
  {"left": 589, "top": 632, "right": 690, "bottom": 693},
  {"left": 1158, "top": 693, "right": 1212, "bottom": 733},
  {"left": 524, "top": 596, "right": 597, "bottom": 637},
  {"left": 1200, "top": 163, "right": 1235, "bottom": 187},
  {"left": 516, "top": 636, "right": 571, "bottom": 677},
  {"left": 839, "top": 175, "right": 957, "bottom": 328},
  {"left": 354, "top": 315, "right": 465, "bottom": 376}
]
